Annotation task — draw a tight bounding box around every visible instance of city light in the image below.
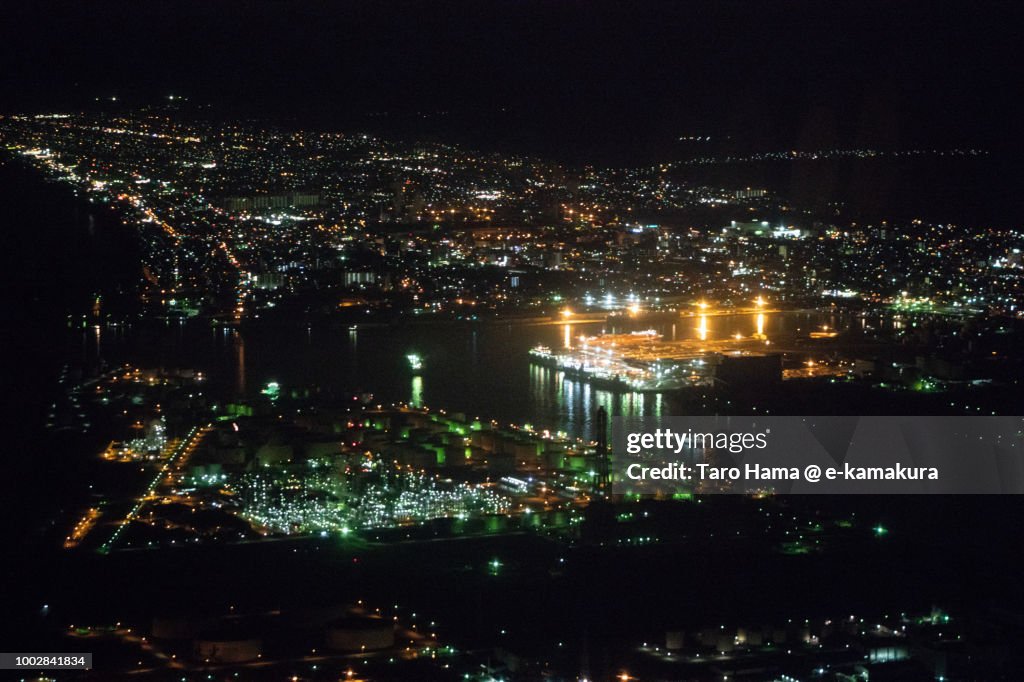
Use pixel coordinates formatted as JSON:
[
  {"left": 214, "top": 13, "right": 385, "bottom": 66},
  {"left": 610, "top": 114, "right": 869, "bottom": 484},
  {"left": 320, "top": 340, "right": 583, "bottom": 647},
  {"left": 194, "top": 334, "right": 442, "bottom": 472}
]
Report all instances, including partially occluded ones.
[{"left": 4, "top": 37, "right": 1019, "bottom": 678}]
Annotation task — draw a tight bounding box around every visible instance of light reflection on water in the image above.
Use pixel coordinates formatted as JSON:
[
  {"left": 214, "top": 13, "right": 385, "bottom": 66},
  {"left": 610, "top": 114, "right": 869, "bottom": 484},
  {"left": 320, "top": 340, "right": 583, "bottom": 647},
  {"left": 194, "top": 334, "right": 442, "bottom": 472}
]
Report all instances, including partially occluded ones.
[
  {"left": 410, "top": 375, "right": 424, "bottom": 408},
  {"left": 78, "top": 310, "right": 875, "bottom": 440},
  {"left": 526, "top": 363, "right": 665, "bottom": 437}
]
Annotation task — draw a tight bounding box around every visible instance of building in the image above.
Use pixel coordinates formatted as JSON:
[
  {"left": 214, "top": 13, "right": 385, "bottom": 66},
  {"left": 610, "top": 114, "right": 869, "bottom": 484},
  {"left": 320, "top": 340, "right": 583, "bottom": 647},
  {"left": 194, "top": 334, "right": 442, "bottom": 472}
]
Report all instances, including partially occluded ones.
[{"left": 219, "top": 192, "right": 322, "bottom": 213}]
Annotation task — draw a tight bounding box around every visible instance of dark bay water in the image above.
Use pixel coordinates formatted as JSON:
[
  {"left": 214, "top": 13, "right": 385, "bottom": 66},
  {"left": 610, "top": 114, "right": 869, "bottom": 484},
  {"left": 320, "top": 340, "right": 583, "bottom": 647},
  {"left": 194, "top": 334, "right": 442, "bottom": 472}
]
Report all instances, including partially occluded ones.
[{"left": 76, "top": 307, "right": 848, "bottom": 440}]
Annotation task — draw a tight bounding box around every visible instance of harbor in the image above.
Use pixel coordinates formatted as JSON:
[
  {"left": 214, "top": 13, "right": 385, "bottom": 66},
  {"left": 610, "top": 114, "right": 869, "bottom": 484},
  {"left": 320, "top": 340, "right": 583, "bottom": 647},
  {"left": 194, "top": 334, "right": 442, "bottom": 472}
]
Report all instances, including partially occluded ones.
[{"left": 529, "top": 327, "right": 783, "bottom": 392}]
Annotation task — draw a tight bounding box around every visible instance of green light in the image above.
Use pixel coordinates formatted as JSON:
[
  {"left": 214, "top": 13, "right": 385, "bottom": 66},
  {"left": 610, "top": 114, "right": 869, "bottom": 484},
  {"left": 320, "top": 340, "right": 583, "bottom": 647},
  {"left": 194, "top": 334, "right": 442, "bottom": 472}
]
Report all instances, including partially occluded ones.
[
  {"left": 873, "top": 525, "right": 888, "bottom": 536},
  {"left": 407, "top": 354, "right": 424, "bottom": 371}
]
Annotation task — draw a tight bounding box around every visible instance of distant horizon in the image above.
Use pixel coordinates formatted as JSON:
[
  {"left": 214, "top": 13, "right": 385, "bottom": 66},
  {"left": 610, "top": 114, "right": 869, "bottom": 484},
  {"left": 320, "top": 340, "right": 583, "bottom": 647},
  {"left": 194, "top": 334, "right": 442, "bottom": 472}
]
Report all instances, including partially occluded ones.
[
  {"left": 4, "top": 105, "right": 1016, "bottom": 228},
  {"left": 4, "top": 2, "right": 1020, "bottom": 153}
]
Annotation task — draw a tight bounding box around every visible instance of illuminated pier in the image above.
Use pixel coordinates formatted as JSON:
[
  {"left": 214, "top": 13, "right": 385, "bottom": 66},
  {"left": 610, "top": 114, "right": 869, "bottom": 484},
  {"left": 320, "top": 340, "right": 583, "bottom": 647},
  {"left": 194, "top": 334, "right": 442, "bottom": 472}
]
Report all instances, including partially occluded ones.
[{"left": 529, "top": 322, "right": 787, "bottom": 391}]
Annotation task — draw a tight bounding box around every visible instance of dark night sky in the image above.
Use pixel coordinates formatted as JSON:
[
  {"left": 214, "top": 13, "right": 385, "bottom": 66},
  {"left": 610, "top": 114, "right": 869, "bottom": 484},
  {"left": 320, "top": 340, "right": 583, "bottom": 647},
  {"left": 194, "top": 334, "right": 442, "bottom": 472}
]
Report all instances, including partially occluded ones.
[{"left": 2, "top": 1, "right": 1021, "bottom": 160}]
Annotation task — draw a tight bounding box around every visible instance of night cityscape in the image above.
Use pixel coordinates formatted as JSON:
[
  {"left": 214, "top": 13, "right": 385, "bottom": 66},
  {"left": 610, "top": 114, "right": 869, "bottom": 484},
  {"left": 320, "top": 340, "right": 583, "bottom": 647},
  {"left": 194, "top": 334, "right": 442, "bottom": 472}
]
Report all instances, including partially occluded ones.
[{"left": 3, "top": 2, "right": 1024, "bottom": 681}]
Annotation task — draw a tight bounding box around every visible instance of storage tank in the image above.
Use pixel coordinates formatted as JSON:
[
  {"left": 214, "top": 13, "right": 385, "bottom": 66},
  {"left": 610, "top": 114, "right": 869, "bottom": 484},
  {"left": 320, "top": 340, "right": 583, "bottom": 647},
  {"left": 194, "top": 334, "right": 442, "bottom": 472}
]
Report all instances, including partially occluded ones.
[
  {"left": 193, "top": 628, "right": 262, "bottom": 663},
  {"left": 326, "top": 615, "right": 395, "bottom": 651}
]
